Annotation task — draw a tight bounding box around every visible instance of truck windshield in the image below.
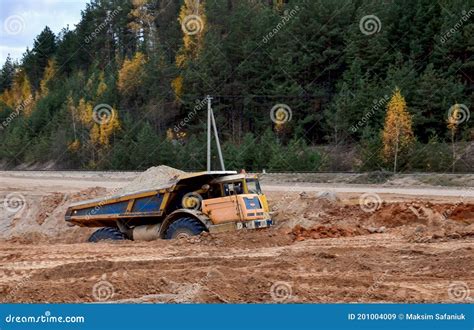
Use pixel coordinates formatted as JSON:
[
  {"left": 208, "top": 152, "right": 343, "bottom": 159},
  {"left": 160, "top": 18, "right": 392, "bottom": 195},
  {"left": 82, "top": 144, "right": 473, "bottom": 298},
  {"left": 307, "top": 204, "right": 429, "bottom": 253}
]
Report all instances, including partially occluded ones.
[{"left": 246, "top": 179, "right": 262, "bottom": 194}]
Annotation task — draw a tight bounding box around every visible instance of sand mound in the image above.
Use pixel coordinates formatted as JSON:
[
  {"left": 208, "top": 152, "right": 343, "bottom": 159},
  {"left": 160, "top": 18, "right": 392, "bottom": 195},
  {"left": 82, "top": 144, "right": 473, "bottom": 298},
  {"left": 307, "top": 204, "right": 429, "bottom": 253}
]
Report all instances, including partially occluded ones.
[
  {"left": 269, "top": 191, "right": 473, "bottom": 242},
  {"left": 119, "top": 165, "right": 185, "bottom": 194},
  {"left": 290, "top": 225, "right": 366, "bottom": 241},
  {"left": 1, "top": 187, "right": 108, "bottom": 243},
  {"left": 272, "top": 193, "right": 344, "bottom": 229}
]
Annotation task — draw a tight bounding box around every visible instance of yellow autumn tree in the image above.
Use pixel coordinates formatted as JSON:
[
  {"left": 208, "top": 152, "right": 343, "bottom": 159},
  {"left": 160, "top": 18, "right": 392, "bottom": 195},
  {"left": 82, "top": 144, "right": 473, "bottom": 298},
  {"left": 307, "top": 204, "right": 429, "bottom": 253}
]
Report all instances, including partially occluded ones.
[
  {"left": 66, "top": 95, "right": 81, "bottom": 152},
  {"left": 382, "top": 88, "right": 414, "bottom": 173},
  {"left": 90, "top": 110, "right": 120, "bottom": 147},
  {"left": 129, "top": 0, "right": 156, "bottom": 51},
  {"left": 96, "top": 72, "right": 107, "bottom": 97},
  {"left": 173, "top": 0, "right": 206, "bottom": 101},
  {"left": 68, "top": 96, "right": 120, "bottom": 154},
  {"left": 76, "top": 98, "right": 93, "bottom": 125},
  {"left": 275, "top": 0, "right": 286, "bottom": 11},
  {"left": 0, "top": 70, "right": 35, "bottom": 116},
  {"left": 39, "top": 59, "right": 56, "bottom": 96},
  {"left": 99, "top": 111, "right": 120, "bottom": 146},
  {"left": 171, "top": 75, "right": 184, "bottom": 100},
  {"left": 176, "top": 0, "right": 206, "bottom": 65},
  {"left": 117, "top": 52, "right": 146, "bottom": 96},
  {"left": 0, "top": 88, "right": 13, "bottom": 108},
  {"left": 447, "top": 104, "right": 460, "bottom": 172},
  {"left": 68, "top": 139, "right": 81, "bottom": 152}
]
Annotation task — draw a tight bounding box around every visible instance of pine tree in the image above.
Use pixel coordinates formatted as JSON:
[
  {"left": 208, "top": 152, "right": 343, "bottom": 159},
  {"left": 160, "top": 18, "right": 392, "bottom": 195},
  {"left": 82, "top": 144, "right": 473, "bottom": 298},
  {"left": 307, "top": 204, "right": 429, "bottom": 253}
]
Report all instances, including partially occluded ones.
[
  {"left": 22, "top": 26, "right": 56, "bottom": 90},
  {"left": 0, "top": 55, "right": 15, "bottom": 93}
]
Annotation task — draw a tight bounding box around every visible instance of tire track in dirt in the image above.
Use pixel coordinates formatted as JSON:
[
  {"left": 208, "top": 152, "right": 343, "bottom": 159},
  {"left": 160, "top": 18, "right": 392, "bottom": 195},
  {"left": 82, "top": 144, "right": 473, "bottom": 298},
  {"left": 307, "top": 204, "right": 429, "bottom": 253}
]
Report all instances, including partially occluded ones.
[{"left": 0, "top": 234, "right": 472, "bottom": 303}]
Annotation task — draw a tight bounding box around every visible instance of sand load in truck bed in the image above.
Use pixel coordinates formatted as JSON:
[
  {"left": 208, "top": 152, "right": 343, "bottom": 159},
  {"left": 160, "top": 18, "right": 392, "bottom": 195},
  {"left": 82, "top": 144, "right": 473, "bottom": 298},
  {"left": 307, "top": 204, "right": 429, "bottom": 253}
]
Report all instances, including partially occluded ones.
[{"left": 119, "top": 165, "right": 185, "bottom": 194}]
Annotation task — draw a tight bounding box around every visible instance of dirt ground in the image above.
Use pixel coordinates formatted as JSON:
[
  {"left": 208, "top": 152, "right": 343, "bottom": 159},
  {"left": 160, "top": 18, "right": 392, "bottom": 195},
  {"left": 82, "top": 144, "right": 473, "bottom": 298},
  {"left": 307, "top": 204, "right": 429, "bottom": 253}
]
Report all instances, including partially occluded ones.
[{"left": 0, "top": 171, "right": 473, "bottom": 303}]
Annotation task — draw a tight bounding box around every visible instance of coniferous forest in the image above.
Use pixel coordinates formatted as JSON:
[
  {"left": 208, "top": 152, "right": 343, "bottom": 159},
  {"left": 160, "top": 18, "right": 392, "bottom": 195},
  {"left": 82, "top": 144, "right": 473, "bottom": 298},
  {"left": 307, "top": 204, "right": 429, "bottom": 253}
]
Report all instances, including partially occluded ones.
[{"left": 0, "top": 0, "right": 472, "bottom": 172}]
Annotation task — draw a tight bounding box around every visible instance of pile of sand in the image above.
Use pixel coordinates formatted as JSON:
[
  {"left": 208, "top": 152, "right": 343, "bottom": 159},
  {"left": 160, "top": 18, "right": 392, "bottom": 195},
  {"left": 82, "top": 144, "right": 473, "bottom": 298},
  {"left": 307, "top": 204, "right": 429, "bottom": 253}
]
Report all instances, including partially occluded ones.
[
  {"left": 119, "top": 165, "right": 185, "bottom": 194},
  {"left": 1, "top": 187, "right": 108, "bottom": 243},
  {"left": 290, "top": 224, "right": 367, "bottom": 241},
  {"left": 270, "top": 191, "right": 474, "bottom": 242}
]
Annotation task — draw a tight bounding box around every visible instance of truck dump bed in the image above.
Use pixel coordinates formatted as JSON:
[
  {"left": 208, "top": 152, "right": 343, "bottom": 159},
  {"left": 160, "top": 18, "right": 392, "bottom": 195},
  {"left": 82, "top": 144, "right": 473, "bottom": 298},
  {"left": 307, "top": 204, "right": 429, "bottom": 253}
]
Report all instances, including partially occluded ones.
[
  {"left": 65, "top": 185, "right": 173, "bottom": 227},
  {"left": 65, "top": 171, "right": 237, "bottom": 227}
]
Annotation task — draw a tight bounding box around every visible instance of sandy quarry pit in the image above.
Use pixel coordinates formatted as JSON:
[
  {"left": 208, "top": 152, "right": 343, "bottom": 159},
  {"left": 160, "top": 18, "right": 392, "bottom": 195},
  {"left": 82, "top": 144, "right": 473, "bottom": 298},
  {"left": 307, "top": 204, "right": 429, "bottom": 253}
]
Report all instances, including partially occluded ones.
[{"left": 0, "top": 168, "right": 472, "bottom": 303}]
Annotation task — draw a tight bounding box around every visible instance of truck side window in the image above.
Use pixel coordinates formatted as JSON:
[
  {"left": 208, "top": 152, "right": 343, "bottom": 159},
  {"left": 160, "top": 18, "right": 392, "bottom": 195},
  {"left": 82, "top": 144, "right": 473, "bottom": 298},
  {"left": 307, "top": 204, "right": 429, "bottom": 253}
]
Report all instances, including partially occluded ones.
[
  {"left": 223, "top": 183, "right": 231, "bottom": 196},
  {"left": 234, "top": 182, "right": 243, "bottom": 194},
  {"left": 223, "top": 182, "right": 243, "bottom": 196}
]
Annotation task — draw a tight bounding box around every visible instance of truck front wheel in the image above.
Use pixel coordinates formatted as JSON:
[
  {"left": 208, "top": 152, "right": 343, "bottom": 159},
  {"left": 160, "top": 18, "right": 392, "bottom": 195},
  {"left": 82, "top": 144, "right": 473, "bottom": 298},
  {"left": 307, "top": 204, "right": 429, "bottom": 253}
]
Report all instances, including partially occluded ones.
[
  {"left": 165, "top": 217, "right": 206, "bottom": 239},
  {"left": 88, "top": 227, "right": 125, "bottom": 242}
]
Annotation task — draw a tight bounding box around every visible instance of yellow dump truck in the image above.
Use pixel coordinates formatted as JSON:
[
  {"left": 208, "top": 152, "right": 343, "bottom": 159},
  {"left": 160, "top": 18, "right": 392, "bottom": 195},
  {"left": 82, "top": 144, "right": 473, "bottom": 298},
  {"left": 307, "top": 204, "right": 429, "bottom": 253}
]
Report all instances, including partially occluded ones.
[{"left": 65, "top": 171, "right": 272, "bottom": 242}]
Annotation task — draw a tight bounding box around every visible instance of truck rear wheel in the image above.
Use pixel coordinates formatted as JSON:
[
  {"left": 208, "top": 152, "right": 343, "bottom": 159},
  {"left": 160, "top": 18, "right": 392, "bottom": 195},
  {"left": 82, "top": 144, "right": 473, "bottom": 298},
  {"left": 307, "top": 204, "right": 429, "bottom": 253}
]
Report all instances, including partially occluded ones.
[
  {"left": 165, "top": 217, "right": 206, "bottom": 239},
  {"left": 88, "top": 227, "right": 125, "bottom": 242}
]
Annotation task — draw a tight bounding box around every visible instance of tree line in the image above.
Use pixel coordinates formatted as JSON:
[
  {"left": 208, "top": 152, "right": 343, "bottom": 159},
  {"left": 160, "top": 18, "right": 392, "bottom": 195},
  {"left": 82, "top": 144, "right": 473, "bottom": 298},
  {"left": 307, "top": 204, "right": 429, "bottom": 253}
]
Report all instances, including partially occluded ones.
[{"left": 0, "top": 0, "right": 472, "bottom": 172}]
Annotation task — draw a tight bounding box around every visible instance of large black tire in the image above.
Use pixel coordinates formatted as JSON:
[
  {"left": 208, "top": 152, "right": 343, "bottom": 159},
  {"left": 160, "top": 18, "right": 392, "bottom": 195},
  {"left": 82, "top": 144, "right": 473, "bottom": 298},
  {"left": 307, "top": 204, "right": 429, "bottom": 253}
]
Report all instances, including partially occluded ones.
[
  {"left": 165, "top": 217, "right": 206, "bottom": 239},
  {"left": 88, "top": 227, "right": 125, "bottom": 242}
]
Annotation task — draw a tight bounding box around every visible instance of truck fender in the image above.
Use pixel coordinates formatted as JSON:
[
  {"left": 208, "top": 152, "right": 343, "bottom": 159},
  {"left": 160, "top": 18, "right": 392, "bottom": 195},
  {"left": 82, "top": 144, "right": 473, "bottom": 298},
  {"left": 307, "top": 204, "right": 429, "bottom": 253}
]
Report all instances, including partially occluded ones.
[{"left": 159, "top": 209, "right": 211, "bottom": 238}]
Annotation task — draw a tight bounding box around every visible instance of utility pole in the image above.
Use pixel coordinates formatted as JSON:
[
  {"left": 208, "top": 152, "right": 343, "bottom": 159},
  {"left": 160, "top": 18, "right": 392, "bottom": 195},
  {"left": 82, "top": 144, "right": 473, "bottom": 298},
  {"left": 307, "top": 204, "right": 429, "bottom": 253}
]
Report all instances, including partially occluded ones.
[
  {"left": 207, "top": 95, "right": 212, "bottom": 171},
  {"left": 211, "top": 106, "right": 225, "bottom": 171},
  {"left": 206, "top": 95, "right": 226, "bottom": 171}
]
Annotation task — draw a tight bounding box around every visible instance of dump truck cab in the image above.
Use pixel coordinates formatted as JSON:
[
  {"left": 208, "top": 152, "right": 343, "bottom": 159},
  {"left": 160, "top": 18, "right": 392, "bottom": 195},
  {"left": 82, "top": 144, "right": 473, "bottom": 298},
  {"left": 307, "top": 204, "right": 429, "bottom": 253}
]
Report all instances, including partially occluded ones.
[
  {"left": 199, "top": 173, "right": 272, "bottom": 233},
  {"left": 65, "top": 171, "right": 272, "bottom": 242}
]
